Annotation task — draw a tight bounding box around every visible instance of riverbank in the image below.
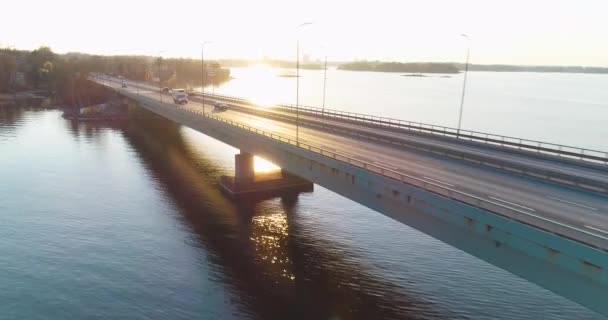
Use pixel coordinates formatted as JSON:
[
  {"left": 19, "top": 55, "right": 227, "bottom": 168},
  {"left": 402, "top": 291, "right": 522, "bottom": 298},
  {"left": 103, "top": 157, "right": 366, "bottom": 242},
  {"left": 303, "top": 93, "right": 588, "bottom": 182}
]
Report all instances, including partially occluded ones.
[
  {"left": 0, "top": 92, "right": 54, "bottom": 108},
  {"left": 60, "top": 81, "right": 136, "bottom": 121}
]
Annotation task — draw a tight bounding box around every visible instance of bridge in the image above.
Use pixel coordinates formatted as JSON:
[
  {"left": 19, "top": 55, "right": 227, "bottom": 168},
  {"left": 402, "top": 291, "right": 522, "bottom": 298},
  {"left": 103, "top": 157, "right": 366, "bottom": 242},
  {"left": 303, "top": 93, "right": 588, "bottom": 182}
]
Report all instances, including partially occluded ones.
[{"left": 92, "top": 74, "right": 608, "bottom": 315}]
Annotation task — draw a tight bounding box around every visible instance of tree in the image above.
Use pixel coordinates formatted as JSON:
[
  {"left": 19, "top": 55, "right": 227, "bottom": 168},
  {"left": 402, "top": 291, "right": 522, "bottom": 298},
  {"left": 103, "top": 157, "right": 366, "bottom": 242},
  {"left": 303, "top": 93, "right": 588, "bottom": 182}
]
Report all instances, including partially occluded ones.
[
  {"left": 0, "top": 51, "right": 17, "bottom": 92},
  {"left": 27, "top": 46, "right": 56, "bottom": 88}
]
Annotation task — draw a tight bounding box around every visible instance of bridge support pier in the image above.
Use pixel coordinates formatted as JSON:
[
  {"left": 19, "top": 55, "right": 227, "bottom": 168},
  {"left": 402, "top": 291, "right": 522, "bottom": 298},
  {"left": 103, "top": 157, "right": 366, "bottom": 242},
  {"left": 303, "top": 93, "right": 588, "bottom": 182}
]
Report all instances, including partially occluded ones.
[
  {"left": 235, "top": 151, "right": 255, "bottom": 184},
  {"left": 220, "top": 151, "right": 313, "bottom": 199}
]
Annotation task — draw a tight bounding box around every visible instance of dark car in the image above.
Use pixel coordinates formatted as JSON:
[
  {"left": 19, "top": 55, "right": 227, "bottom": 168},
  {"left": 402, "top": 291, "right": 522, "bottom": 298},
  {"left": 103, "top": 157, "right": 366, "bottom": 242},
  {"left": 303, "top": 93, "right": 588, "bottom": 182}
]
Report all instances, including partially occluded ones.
[
  {"left": 161, "top": 87, "right": 170, "bottom": 93},
  {"left": 121, "top": 83, "right": 128, "bottom": 88},
  {"left": 214, "top": 102, "right": 228, "bottom": 111}
]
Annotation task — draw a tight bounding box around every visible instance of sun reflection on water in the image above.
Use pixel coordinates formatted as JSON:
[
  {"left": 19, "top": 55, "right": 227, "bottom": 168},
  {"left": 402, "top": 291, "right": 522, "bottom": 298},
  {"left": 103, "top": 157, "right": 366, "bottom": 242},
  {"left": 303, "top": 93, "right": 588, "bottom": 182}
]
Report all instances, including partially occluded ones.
[
  {"left": 251, "top": 96, "right": 280, "bottom": 108},
  {"left": 236, "top": 64, "right": 283, "bottom": 108},
  {"left": 251, "top": 211, "right": 295, "bottom": 281}
]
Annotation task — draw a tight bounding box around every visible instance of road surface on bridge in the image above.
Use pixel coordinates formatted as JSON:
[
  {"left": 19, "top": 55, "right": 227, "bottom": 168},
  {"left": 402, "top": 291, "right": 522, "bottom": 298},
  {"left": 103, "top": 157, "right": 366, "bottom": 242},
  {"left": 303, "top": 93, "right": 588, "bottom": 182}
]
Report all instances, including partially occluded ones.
[
  {"left": 99, "top": 76, "right": 608, "bottom": 250},
  {"left": 115, "top": 77, "right": 608, "bottom": 192}
]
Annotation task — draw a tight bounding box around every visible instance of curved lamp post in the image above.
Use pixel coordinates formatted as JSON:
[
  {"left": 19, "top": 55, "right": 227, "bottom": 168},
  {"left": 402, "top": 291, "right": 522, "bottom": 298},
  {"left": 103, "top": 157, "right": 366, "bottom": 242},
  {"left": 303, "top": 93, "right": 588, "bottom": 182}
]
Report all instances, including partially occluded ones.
[
  {"left": 295, "top": 22, "right": 313, "bottom": 144},
  {"left": 201, "top": 41, "right": 213, "bottom": 115},
  {"left": 456, "top": 34, "right": 470, "bottom": 138},
  {"left": 158, "top": 50, "right": 166, "bottom": 103}
]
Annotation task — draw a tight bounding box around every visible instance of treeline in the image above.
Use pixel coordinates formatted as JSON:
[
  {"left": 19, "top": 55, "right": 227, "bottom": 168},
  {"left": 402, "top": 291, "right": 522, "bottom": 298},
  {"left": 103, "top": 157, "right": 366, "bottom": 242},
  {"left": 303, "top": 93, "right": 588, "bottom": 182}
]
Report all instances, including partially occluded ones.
[
  {"left": 0, "top": 46, "right": 97, "bottom": 106},
  {"left": 0, "top": 47, "right": 231, "bottom": 105},
  {"left": 63, "top": 52, "right": 231, "bottom": 86},
  {"left": 0, "top": 47, "right": 59, "bottom": 92},
  {"left": 338, "top": 61, "right": 459, "bottom": 74},
  {"left": 164, "top": 57, "right": 231, "bottom": 87}
]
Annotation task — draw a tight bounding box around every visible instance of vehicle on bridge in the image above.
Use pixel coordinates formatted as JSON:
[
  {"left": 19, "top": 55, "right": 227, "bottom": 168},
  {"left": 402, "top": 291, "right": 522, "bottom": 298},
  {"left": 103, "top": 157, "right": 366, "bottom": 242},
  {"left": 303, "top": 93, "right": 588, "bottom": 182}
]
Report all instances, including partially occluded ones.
[
  {"left": 214, "top": 102, "right": 228, "bottom": 111},
  {"left": 173, "top": 89, "right": 188, "bottom": 104},
  {"left": 161, "top": 87, "right": 170, "bottom": 93}
]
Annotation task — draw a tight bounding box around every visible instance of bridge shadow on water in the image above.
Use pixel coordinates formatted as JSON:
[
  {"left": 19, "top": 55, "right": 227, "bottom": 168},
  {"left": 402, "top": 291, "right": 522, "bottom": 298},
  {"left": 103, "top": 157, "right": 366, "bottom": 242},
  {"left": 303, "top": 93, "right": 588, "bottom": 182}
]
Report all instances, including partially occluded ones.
[{"left": 113, "top": 112, "right": 446, "bottom": 320}]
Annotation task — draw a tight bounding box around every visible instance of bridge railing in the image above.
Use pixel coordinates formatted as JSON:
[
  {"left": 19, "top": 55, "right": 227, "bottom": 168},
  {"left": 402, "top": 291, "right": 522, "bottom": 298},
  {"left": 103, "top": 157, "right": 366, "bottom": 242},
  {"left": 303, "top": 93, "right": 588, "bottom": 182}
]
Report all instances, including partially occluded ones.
[
  {"left": 92, "top": 75, "right": 608, "bottom": 166},
  {"left": 210, "top": 110, "right": 607, "bottom": 251},
  {"left": 138, "top": 94, "right": 605, "bottom": 251},
  {"left": 199, "top": 91, "right": 608, "bottom": 166},
  {"left": 102, "top": 80, "right": 607, "bottom": 250}
]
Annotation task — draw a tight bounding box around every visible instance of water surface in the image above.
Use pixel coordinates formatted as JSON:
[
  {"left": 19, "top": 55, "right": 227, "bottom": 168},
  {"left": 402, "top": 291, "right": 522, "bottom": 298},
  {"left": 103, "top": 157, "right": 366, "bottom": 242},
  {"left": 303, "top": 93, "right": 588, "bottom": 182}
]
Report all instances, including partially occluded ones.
[
  {"left": 0, "top": 107, "right": 604, "bottom": 319},
  {"left": 212, "top": 68, "right": 608, "bottom": 151}
]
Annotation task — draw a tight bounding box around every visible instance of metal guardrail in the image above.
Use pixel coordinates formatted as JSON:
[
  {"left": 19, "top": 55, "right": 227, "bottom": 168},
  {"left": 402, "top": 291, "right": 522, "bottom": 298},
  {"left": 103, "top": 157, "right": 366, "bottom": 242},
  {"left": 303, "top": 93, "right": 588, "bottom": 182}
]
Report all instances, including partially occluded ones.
[
  {"left": 95, "top": 76, "right": 608, "bottom": 194},
  {"left": 93, "top": 75, "right": 608, "bottom": 165},
  {"left": 200, "top": 91, "right": 608, "bottom": 166},
  {"left": 189, "top": 94, "right": 608, "bottom": 194},
  {"left": 100, "top": 78, "right": 607, "bottom": 251}
]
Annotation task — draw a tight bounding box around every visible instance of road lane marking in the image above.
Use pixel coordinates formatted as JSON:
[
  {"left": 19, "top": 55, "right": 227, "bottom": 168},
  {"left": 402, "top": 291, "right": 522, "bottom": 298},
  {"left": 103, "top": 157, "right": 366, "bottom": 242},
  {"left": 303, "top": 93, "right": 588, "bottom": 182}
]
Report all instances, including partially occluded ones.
[
  {"left": 372, "top": 161, "right": 399, "bottom": 170},
  {"left": 517, "top": 211, "right": 608, "bottom": 241},
  {"left": 585, "top": 225, "right": 608, "bottom": 235},
  {"left": 489, "top": 196, "right": 536, "bottom": 212},
  {"left": 492, "top": 205, "right": 608, "bottom": 242},
  {"left": 583, "top": 232, "right": 608, "bottom": 241},
  {"left": 422, "top": 176, "right": 455, "bottom": 187},
  {"left": 546, "top": 196, "right": 598, "bottom": 211},
  {"left": 415, "top": 161, "right": 441, "bottom": 169}
]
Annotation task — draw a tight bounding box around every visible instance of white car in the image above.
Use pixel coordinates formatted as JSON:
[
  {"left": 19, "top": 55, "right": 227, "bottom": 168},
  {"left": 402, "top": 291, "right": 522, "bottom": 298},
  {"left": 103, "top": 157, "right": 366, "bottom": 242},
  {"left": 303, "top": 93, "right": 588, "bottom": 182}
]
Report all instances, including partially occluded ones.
[{"left": 173, "top": 89, "right": 188, "bottom": 104}]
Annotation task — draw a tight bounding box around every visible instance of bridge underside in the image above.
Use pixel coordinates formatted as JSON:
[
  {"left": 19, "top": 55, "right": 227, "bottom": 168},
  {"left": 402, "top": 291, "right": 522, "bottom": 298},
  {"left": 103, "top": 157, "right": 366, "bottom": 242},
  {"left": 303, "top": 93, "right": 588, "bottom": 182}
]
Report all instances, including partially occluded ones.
[{"left": 120, "top": 89, "right": 607, "bottom": 315}]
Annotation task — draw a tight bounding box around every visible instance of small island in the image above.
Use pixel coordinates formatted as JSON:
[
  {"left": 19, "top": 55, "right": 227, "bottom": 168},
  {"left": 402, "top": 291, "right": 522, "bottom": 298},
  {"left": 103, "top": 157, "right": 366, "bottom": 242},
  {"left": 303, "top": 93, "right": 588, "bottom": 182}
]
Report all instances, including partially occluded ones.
[
  {"left": 277, "top": 73, "right": 300, "bottom": 78},
  {"left": 339, "top": 61, "right": 460, "bottom": 74}
]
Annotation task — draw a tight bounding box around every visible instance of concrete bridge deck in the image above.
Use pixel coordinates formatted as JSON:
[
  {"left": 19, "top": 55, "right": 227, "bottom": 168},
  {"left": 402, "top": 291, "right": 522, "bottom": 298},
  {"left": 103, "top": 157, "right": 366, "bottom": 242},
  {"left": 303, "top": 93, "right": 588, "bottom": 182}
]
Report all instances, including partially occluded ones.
[
  {"left": 111, "top": 76, "right": 608, "bottom": 196},
  {"left": 202, "top": 93, "right": 608, "bottom": 194}
]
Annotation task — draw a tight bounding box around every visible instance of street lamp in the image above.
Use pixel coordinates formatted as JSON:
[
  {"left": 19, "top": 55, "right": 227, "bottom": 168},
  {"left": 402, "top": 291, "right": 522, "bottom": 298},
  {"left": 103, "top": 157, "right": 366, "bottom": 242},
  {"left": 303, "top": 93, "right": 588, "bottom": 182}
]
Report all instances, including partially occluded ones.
[
  {"left": 295, "top": 22, "right": 313, "bottom": 144},
  {"left": 201, "top": 41, "right": 213, "bottom": 116},
  {"left": 457, "top": 34, "right": 471, "bottom": 138},
  {"left": 158, "top": 50, "right": 166, "bottom": 103},
  {"left": 136, "top": 68, "right": 140, "bottom": 95},
  {"left": 322, "top": 53, "right": 327, "bottom": 115}
]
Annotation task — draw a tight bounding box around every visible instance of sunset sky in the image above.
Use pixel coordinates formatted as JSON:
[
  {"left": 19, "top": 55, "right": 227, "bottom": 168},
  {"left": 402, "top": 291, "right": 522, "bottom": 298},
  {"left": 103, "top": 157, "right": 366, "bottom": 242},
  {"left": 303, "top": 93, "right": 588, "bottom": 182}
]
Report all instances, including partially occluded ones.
[{"left": 2, "top": 0, "right": 607, "bottom": 66}]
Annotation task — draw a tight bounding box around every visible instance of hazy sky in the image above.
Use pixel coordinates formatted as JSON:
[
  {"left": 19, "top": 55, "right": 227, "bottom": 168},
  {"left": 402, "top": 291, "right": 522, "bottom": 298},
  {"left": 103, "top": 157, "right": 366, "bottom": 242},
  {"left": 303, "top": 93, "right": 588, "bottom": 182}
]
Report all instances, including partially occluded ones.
[{"left": 2, "top": 0, "right": 607, "bottom": 66}]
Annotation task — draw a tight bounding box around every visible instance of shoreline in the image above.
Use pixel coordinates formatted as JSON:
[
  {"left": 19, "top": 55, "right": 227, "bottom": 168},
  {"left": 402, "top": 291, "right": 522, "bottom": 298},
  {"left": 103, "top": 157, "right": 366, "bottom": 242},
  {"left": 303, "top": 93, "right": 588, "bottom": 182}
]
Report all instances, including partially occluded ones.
[{"left": 0, "top": 92, "right": 54, "bottom": 108}]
